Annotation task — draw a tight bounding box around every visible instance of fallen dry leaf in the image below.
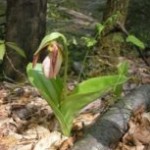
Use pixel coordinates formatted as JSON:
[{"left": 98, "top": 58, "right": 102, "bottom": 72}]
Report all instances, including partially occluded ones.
[{"left": 116, "top": 105, "right": 150, "bottom": 150}]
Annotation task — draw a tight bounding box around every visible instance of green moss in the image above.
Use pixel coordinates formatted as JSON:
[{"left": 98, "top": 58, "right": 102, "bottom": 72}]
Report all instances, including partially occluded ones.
[{"left": 84, "top": 32, "right": 126, "bottom": 77}]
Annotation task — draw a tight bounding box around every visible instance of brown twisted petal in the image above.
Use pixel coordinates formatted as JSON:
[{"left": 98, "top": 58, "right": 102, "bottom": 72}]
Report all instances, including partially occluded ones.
[{"left": 32, "top": 54, "right": 39, "bottom": 68}]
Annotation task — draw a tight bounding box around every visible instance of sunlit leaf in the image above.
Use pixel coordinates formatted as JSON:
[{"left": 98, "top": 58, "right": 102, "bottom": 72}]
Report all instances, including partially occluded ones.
[
  {"left": 72, "top": 37, "right": 78, "bottom": 45},
  {"left": 117, "top": 61, "right": 129, "bottom": 76},
  {"left": 26, "top": 32, "right": 129, "bottom": 136},
  {"left": 126, "top": 35, "right": 145, "bottom": 49},
  {"left": 71, "top": 75, "right": 128, "bottom": 95},
  {"left": 34, "top": 32, "right": 67, "bottom": 55},
  {"left": 27, "top": 62, "right": 128, "bottom": 136},
  {"left": 61, "top": 75, "right": 128, "bottom": 130},
  {"left": 6, "top": 42, "right": 26, "bottom": 58},
  {"left": 114, "top": 61, "right": 129, "bottom": 97},
  {"left": 27, "top": 63, "right": 63, "bottom": 105},
  {"left": 105, "top": 11, "right": 120, "bottom": 25},
  {"left": 0, "top": 41, "right": 5, "bottom": 60},
  {"left": 82, "top": 37, "right": 97, "bottom": 47},
  {"left": 96, "top": 23, "right": 105, "bottom": 35},
  {"left": 61, "top": 91, "right": 103, "bottom": 131},
  {"left": 27, "top": 63, "right": 70, "bottom": 135}
]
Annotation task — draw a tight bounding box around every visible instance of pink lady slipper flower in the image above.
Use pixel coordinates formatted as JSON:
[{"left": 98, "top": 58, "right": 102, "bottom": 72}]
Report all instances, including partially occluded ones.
[{"left": 33, "top": 41, "right": 63, "bottom": 79}]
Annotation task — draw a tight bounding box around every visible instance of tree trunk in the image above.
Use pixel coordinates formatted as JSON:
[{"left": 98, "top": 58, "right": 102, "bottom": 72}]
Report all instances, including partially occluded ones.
[
  {"left": 85, "top": 0, "right": 130, "bottom": 77},
  {"left": 3, "top": 0, "right": 47, "bottom": 81},
  {"left": 103, "top": 0, "right": 129, "bottom": 27}
]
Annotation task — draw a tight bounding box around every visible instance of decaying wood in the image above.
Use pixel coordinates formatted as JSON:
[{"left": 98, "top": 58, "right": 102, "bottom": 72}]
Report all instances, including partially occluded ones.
[{"left": 72, "top": 84, "right": 150, "bottom": 150}]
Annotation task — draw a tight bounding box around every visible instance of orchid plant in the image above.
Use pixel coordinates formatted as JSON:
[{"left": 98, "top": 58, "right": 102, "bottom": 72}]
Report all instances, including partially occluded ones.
[{"left": 27, "top": 32, "right": 128, "bottom": 136}]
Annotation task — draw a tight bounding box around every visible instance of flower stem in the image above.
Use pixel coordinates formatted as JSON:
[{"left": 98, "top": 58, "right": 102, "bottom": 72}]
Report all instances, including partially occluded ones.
[
  {"left": 77, "top": 48, "right": 90, "bottom": 82},
  {"left": 63, "top": 44, "right": 69, "bottom": 99}
]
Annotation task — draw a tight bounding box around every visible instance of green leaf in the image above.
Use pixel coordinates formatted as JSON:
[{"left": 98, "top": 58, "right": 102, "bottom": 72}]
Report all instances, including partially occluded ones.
[
  {"left": 126, "top": 35, "right": 145, "bottom": 49},
  {"left": 27, "top": 63, "right": 63, "bottom": 106},
  {"left": 27, "top": 63, "right": 71, "bottom": 136},
  {"left": 82, "top": 37, "right": 97, "bottom": 47},
  {"left": 27, "top": 62, "right": 128, "bottom": 136},
  {"left": 61, "top": 91, "right": 103, "bottom": 131},
  {"left": 61, "top": 75, "right": 128, "bottom": 130},
  {"left": 71, "top": 75, "right": 128, "bottom": 95},
  {"left": 6, "top": 42, "right": 26, "bottom": 58},
  {"left": 96, "top": 23, "right": 105, "bottom": 35},
  {"left": 117, "top": 61, "right": 129, "bottom": 76},
  {"left": 114, "top": 61, "right": 129, "bottom": 97},
  {"left": 104, "top": 11, "right": 120, "bottom": 25},
  {"left": 35, "top": 32, "right": 67, "bottom": 55},
  {"left": 0, "top": 41, "right": 6, "bottom": 60}
]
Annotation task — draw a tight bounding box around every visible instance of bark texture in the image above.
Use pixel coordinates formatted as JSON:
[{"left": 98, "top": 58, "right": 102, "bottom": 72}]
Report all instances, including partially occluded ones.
[
  {"left": 103, "top": 0, "right": 129, "bottom": 29},
  {"left": 85, "top": 0, "right": 130, "bottom": 77},
  {"left": 72, "top": 84, "right": 150, "bottom": 150},
  {"left": 3, "top": 0, "right": 47, "bottom": 81}
]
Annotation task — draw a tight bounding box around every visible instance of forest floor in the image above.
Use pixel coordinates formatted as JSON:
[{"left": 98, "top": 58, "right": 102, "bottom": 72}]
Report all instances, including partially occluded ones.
[
  {"left": 0, "top": 56, "right": 149, "bottom": 150},
  {"left": 0, "top": 0, "right": 150, "bottom": 149}
]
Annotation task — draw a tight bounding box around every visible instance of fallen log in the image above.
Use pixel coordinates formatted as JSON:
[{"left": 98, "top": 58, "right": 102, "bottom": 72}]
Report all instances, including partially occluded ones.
[{"left": 72, "top": 84, "right": 150, "bottom": 150}]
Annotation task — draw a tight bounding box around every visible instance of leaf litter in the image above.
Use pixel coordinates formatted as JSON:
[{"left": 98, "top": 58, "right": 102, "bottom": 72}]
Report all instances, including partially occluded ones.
[
  {"left": 0, "top": 57, "right": 149, "bottom": 150},
  {"left": 116, "top": 105, "right": 150, "bottom": 150},
  {"left": 0, "top": 81, "right": 102, "bottom": 150}
]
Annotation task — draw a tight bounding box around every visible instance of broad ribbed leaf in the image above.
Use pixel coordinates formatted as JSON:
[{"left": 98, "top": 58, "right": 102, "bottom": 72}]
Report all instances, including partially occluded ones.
[
  {"left": 61, "top": 75, "right": 128, "bottom": 130},
  {"left": 61, "top": 91, "right": 106, "bottom": 131},
  {"left": 6, "top": 42, "right": 26, "bottom": 58},
  {"left": 34, "top": 32, "right": 67, "bottom": 55},
  {"left": 27, "top": 63, "right": 71, "bottom": 135},
  {"left": 27, "top": 63, "right": 63, "bottom": 106},
  {"left": 70, "top": 75, "right": 128, "bottom": 95},
  {"left": 27, "top": 63, "right": 128, "bottom": 136}
]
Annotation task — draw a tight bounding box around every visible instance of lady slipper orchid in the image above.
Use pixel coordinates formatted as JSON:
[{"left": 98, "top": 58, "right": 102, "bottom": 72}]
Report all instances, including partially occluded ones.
[
  {"left": 33, "top": 41, "right": 63, "bottom": 79},
  {"left": 43, "top": 42, "right": 63, "bottom": 78}
]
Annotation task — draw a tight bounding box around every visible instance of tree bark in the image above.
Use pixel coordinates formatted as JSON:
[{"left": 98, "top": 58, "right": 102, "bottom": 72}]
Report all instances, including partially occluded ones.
[
  {"left": 103, "top": 0, "right": 129, "bottom": 27},
  {"left": 85, "top": 0, "right": 130, "bottom": 77},
  {"left": 3, "top": 0, "right": 47, "bottom": 81},
  {"left": 72, "top": 84, "right": 150, "bottom": 150}
]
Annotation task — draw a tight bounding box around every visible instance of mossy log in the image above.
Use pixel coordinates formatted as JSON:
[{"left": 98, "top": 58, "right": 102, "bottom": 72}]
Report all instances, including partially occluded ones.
[{"left": 72, "top": 84, "right": 150, "bottom": 150}]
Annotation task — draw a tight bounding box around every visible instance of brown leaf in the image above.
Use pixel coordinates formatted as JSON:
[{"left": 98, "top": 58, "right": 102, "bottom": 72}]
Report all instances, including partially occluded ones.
[{"left": 117, "top": 106, "right": 150, "bottom": 150}]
